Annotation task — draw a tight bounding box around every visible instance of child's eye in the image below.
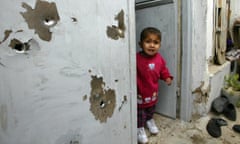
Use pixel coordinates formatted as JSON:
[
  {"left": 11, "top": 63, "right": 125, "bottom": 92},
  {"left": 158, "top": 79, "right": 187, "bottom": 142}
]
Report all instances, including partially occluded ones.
[
  {"left": 154, "top": 41, "right": 160, "bottom": 44},
  {"left": 145, "top": 40, "right": 151, "bottom": 43}
]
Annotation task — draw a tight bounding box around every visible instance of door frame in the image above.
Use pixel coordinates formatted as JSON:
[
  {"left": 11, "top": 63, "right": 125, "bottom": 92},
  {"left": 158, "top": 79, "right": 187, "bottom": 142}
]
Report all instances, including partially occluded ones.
[
  {"left": 180, "top": 0, "right": 193, "bottom": 121},
  {"left": 128, "top": 0, "right": 137, "bottom": 143}
]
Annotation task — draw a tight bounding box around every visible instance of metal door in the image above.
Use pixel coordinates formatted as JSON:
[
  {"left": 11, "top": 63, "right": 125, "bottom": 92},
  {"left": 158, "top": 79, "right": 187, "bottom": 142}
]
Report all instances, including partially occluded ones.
[{"left": 135, "top": 0, "right": 178, "bottom": 118}]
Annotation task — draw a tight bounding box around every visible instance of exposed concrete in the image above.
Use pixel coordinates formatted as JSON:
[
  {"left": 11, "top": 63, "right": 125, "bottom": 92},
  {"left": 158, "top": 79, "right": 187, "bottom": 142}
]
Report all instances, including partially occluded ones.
[
  {"left": 89, "top": 75, "right": 116, "bottom": 123},
  {"left": 20, "top": 0, "right": 60, "bottom": 41},
  {"left": 106, "top": 9, "right": 125, "bottom": 40}
]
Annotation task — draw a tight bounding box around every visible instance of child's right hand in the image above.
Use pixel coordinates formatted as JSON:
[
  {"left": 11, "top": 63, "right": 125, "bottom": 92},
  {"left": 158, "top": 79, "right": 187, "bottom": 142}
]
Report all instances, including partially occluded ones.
[{"left": 165, "top": 78, "right": 172, "bottom": 85}]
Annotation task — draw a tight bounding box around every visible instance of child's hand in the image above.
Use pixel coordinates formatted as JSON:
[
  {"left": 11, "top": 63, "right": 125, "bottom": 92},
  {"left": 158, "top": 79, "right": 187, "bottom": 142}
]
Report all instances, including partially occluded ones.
[{"left": 165, "top": 78, "right": 172, "bottom": 85}]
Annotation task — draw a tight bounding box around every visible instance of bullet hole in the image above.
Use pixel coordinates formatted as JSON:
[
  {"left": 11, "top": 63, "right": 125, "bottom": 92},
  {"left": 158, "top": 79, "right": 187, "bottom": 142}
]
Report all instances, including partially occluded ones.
[
  {"left": 15, "top": 43, "right": 24, "bottom": 51},
  {"left": 124, "top": 95, "right": 127, "bottom": 101},
  {"left": 43, "top": 16, "right": 57, "bottom": 27},
  {"left": 88, "top": 69, "right": 92, "bottom": 73},
  {"left": 0, "top": 30, "right": 12, "bottom": 44},
  {"left": 71, "top": 17, "right": 77, "bottom": 22},
  {"left": 115, "top": 79, "right": 119, "bottom": 82},
  {"left": 21, "top": 0, "right": 60, "bottom": 41},
  {"left": 89, "top": 75, "right": 116, "bottom": 123},
  {"left": 107, "top": 9, "right": 125, "bottom": 40},
  {"left": 8, "top": 38, "right": 30, "bottom": 53},
  {"left": 100, "top": 100, "right": 106, "bottom": 108}
]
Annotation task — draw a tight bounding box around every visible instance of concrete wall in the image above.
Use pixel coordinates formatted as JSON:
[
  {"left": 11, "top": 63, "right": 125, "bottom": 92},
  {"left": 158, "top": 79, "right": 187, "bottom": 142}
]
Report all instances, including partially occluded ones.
[
  {"left": 190, "top": 0, "right": 231, "bottom": 118},
  {"left": 0, "top": 0, "right": 136, "bottom": 144},
  {"left": 191, "top": 0, "right": 212, "bottom": 116}
]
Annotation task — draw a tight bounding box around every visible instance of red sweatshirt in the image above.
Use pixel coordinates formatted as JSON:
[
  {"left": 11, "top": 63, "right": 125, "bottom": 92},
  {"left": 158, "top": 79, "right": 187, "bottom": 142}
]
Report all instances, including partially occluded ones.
[{"left": 137, "top": 52, "right": 173, "bottom": 108}]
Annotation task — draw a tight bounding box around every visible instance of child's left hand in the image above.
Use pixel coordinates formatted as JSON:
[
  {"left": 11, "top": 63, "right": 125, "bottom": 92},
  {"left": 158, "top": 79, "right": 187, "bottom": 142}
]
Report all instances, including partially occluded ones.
[{"left": 165, "top": 78, "right": 172, "bottom": 85}]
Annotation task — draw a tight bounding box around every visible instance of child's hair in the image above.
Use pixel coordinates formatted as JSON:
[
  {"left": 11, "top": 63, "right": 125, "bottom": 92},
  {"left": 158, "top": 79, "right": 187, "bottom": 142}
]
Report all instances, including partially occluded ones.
[{"left": 140, "top": 27, "right": 162, "bottom": 42}]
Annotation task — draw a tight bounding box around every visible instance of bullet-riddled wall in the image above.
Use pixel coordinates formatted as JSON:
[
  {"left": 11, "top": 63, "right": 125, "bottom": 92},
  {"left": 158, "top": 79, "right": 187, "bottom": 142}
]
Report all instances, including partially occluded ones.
[{"left": 0, "top": 0, "right": 136, "bottom": 144}]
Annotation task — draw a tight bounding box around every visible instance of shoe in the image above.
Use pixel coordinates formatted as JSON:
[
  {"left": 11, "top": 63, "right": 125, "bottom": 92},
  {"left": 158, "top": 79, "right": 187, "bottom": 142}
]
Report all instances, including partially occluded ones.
[
  {"left": 137, "top": 127, "right": 148, "bottom": 144},
  {"left": 232, "top": 124, "right": 240, "bottom": 133},
  {"left": 211, "top": 95, "right": 229, "bottom": 114},
  {"left": 146, "top": 119, "right": 159, "bottom": 134},
  {"left": 215, "top": 118, "right": 227, "bottom": 126},
  {"left": 206, "top": 118, "right": 222, "bottom": 138},
  {"left": 223, "top": 103, "right": 236, "bottom": 121}
]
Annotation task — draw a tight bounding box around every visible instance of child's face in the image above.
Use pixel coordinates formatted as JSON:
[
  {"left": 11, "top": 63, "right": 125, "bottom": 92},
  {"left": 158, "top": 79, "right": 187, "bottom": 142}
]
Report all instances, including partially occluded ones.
[{"left": 139, "top": 33, "right": 161, "bottom": 56}]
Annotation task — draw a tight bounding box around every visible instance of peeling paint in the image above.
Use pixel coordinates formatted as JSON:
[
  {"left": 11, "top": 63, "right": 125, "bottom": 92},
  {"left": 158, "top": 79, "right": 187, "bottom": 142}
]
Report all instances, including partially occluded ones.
[
  {"left": 107, "top": 9, "right": 125, "bottom": 40},
  {"left": 20, "top": 0, "right": 60, "bottom": 41},
  {"left": 89, "top": 75, "right": 116, "bottom": 123},
  {"left": 0, "top": 104, "right": 8, "bottom": 131},
  {"left": 192, "top": 81, "right": 211, "bottom": 103},
  {"left": 0, "top": 30, "right": 12, "bottom": 44}
]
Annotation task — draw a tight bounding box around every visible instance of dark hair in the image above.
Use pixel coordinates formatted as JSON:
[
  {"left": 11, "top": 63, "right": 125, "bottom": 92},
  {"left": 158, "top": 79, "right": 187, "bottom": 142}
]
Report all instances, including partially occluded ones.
[{"left": 140, "top": 27, "right": 161, "bottom": 42}]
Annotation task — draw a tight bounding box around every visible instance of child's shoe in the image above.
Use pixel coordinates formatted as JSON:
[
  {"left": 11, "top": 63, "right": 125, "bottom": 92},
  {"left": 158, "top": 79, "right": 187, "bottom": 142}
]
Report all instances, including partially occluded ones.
[
  {"left": 137, "top": 127, "right": 148, "bottom": 144},
  {"left": 146, "top": 119, "right": 159, "bottom": 134}
]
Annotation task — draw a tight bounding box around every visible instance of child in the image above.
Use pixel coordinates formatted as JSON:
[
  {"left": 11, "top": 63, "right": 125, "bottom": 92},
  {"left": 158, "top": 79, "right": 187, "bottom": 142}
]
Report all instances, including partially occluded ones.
[{"left": 137, "top": 27, "right": 173, "bottom": 144}]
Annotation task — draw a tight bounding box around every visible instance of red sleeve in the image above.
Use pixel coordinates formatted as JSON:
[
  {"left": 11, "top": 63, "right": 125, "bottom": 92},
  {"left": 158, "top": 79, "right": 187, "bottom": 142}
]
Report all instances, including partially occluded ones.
[{"left": 159, "top": 57, "right": 173, "bottom": 80}]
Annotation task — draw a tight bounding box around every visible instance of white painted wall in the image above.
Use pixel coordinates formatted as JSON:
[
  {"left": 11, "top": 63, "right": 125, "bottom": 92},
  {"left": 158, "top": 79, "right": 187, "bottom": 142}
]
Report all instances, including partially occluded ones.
[
  {"left": 0, "top": 0, "right": 136, "bottom": 144},
  {"left": 191, "top": 0, "right": 210, "bottom": 115},
  {"left": 191, "top": 0, "right": 230, "bottom": 117}
]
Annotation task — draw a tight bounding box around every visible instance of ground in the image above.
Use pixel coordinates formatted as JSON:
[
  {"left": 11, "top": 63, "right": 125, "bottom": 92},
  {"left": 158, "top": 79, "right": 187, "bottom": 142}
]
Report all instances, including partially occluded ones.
[{"left": 146, "top": 107, "right": 240, "bottom": 144}]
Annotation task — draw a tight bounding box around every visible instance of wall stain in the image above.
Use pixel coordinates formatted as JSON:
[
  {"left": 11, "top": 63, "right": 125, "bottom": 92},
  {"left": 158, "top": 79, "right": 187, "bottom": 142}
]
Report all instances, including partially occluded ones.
[
  {"left": 0, "top": 104, "right": 8, "bottom": 131},
  {"left": 89, "top": 75, "right": 116, "bottom": 123},
  {"left": 107, "top": 9, "right": 125, "bottom": 40},
  {"left": 20, "top": 0, "right": 60, "bottom": 41},
  {"left": 15, "top": 29, "right": 24, "bottom": 33},
  {"left": 82, "top": 95, "right": 87, "bottom": 101},
  {"left": 55, "top": 129, "right": 82, "bottom": 144},
  {"left": 118, "top": 95, "right": 127, "bottom": 112},
  {"left": 0, "top": 30, "right": 12, "bottom": 44},
  {"left": 0, "top": 58, "right": 6, "bottom": 67}
]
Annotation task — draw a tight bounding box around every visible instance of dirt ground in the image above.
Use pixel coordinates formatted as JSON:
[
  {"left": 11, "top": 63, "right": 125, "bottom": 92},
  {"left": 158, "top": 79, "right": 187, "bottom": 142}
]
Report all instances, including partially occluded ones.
[{"left": 146, "top": 107, "right": 240, "bottom": 144}]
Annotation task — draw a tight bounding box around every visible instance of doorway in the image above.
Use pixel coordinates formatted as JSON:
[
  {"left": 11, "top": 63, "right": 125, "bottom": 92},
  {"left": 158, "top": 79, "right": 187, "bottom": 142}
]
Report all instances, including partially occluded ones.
[{"left": 135, "top": 0, "right": 179, "bottom": 119}]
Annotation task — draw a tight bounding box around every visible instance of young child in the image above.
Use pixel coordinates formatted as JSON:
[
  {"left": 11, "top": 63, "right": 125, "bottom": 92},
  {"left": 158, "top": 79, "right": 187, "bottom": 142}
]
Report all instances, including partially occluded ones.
[{"left": 137, "top": 27, "right": 173, "bottom": 143}]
